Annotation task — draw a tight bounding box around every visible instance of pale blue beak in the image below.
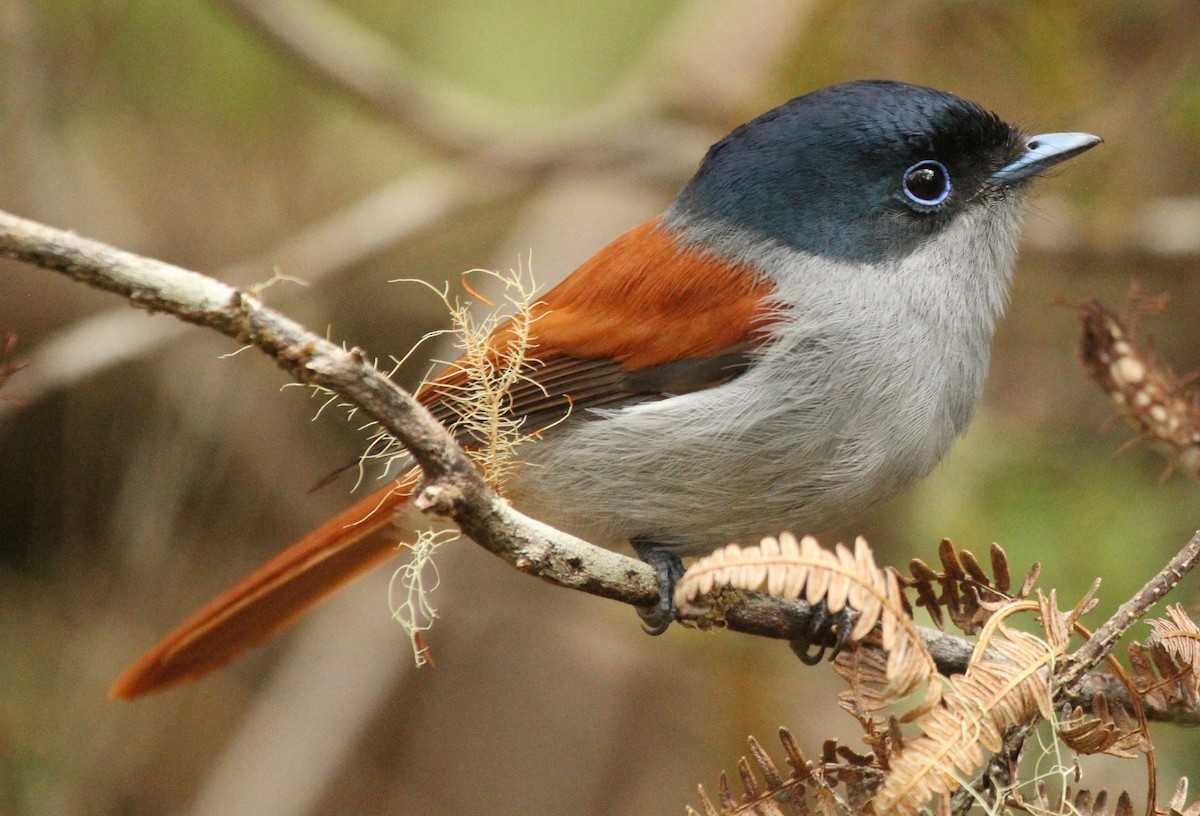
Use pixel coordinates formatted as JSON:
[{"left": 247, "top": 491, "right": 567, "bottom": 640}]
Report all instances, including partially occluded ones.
[{"left": 991, "top": 132, "right": 1102, "bottom": 184}]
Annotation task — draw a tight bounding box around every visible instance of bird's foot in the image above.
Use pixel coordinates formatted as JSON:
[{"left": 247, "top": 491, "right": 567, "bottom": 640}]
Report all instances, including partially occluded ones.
[
  {"left": 790, "top": 601, "right": 857, "bottom": 665},
  {"left": 632, "top": 539, "right": 686, "bottom": 635}
]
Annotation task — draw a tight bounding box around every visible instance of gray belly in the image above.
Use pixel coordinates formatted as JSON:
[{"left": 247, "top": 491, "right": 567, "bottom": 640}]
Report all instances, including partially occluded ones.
[{"left": 505, "top": 354, "right": 965, "bottom": 555}]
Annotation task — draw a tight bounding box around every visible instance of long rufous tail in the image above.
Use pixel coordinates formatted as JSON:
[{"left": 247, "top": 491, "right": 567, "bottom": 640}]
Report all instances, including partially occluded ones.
[{"left": 109, "top": 474, "right": 419, "bottom": 699}]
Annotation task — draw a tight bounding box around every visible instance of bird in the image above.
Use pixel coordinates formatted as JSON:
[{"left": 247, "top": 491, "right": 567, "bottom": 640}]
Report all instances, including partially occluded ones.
[{"left": 110, "top": 79, "right": 1100, "bottom": 699}]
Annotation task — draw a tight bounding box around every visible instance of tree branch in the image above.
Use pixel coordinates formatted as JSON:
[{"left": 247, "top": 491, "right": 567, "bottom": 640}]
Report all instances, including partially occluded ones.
[
  {"left": 213, "top": 0, "right": 656, "bottom": 161},
  {"left": 211, "top": 0, "right": 801, "bottom": 174},
  {"left": 212, "top": 0, "right": 714, "bottom": 175},
  {"left": 3, "top": 209, "right": 1198, "bottom": 728},
  {"left": 1057, "top": 528, "right": 1200, "bottom": 692},
  {"left": 0, "top": 208, "right": 657, "bottom": 605}
]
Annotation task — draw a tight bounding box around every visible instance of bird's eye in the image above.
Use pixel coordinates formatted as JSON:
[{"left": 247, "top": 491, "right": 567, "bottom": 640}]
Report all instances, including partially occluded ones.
[{"left": 901, "top": 160, "right": 951, "bottom": 209}]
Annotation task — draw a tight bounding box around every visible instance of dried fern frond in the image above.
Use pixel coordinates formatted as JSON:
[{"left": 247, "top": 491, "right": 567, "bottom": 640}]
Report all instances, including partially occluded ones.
[
  {"left": 831, "top": 650, "right": 907, "bottom": 778},
  {"left": 1022, "top": 783, "right": 1134, "bottom": 816},
  {"left": 1127, "top": 604, "right": 1200, "bottom": 715},
  {"left": 1127, "top": 641, "right": 1193, "bottom": 716},
  {"left": 1058, "top": 691, "right": 1144, "bottom": 758},
  {"left": 689, "top": 729, "right": 861, "bottom": 816},
  {"left": 1144, "top": 604, "right": 1200, "bottom": 703},
  {"left": 832, "top": 646, "right": 893, "bottom": 725},
  {"left": 1165, "top": 776, "right": 1200, "bottom": 816},
  {"left": 677, "top": 534, "right": 941, "bottom": 718},
  {"left": 904, "top": 539, "right": 1037, "bottom": 634},
  {"left": 1078, "top": 293, "right": 1200, "bottom": 480},
  {"left": 872, "top": 595, "right": 1068, "bottom": 816},
  {"left": 980, "top": 585, "right": 1095, "bottom": 663}
]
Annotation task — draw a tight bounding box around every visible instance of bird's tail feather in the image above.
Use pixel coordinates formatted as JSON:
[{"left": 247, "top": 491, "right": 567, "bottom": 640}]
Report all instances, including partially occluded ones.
[{"left": 109, "top": 473, "right": 419, "bottom": 700}]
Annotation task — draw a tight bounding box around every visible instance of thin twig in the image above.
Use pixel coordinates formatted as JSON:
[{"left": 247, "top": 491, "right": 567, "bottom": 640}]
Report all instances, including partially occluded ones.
[{"left": 1057, "top": 529, "right": 1200, "bottom": 692}]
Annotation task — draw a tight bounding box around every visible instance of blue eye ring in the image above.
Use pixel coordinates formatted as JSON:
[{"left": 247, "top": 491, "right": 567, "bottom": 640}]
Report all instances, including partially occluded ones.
[{"left": 901, "top": 159, "right": 951, "bottom": 208}]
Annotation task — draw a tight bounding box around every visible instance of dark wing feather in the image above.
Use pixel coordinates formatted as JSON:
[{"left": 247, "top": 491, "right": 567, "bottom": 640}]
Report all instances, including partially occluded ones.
[{"left": 427, "top": 343, "right": 757, "bottom": 437}]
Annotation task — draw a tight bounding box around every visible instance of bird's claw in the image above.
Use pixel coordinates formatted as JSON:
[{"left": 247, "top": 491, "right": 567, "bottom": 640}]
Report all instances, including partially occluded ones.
[
  {"left": 632, "top": 539, "right": 686, "bottom": 636},
  {"left": 638, "top": 605, "right": 674, "bottom": 635},
  {"left": 790, "top": 601, "right": 857, "bottom": 664}
]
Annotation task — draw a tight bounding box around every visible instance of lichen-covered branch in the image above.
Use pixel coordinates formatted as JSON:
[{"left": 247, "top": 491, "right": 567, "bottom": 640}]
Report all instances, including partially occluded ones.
[{"left": 0, "top": 208, "right": 656, "bottom": 606}]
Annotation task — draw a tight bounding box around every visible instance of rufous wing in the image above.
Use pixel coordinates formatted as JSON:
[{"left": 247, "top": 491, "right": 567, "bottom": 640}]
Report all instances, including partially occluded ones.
[{"left": 424, "top": 219, "right": 777, "bottom": 431}]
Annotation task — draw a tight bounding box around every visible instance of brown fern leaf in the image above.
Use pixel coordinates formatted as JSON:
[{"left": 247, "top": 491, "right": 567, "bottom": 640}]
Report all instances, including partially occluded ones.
[
  {"left": 677, "top": 534, "right": 941, "bottom": 718},
  {"left": 832, "top": 637, "right": 893, "bottom": 725},
  {"left": 826, "top": 741, "right": 883, "bottom": 816},
  {"left": 903, "top": 540, "right": 1036, "bottom": 634},
  {"left": 689, "top": 786, "right": 720, "bottom": 816},
  {"left": 1127, "top": 642, "right": 1186, "bottom": 713},
  {"left": 825, "top": 649, "right": 905, "bottom": 772},
  {"left": 1079, "top": 295, "right": 1200, "bottom": 480},
  {"left": 1057, "top": 692, "right": 1142, "bottom": 758},
  {"left": 1144, "top": 604, "right": 1200, "bottom": 704},
  {"left": 1024, "top": 784, "right": 1134, "bottom": 816},
  {"left": 689, "top": 729, "right": 850, "bottom": 816},
  {"left": 831, "top": 647, "right": 912, "bottom": 770},
  {"left": 1029, "top": 584, "right": 1097, "bottom": 655},
  {"left": 1165, "top": 776, "right": 1200, "bottom": 816},
  {"left": 1128, "top": 614, "right": 1200, "bottom": 715},
  {"left": 872, "top": 604, "right": 1061, "bottom": 815}
]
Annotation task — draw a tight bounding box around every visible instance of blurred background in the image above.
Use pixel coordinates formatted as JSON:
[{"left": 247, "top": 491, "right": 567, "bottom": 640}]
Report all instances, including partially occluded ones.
[{"left": 3, "top": 1, "right": 1200, "bottom": 814}]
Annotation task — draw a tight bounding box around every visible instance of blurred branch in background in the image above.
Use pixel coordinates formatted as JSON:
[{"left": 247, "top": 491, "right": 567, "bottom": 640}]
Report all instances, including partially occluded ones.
[
  {"left": 215, "top": 0, "right": 654, "bottom": 158},
  {"left": 0, "top": 164, "right": 523, "bottom": 419},
  {"left": 216, "top": 0, "right": 816, "bottom": 159},
  {"left": 1079, "top": 292, "right": 1200, "bottom": 480}
]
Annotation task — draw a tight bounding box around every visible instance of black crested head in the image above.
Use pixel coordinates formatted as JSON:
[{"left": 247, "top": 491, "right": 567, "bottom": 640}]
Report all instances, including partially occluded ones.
[{"left": 671, "top": 80, "right": 1029, "bottom": 264}]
